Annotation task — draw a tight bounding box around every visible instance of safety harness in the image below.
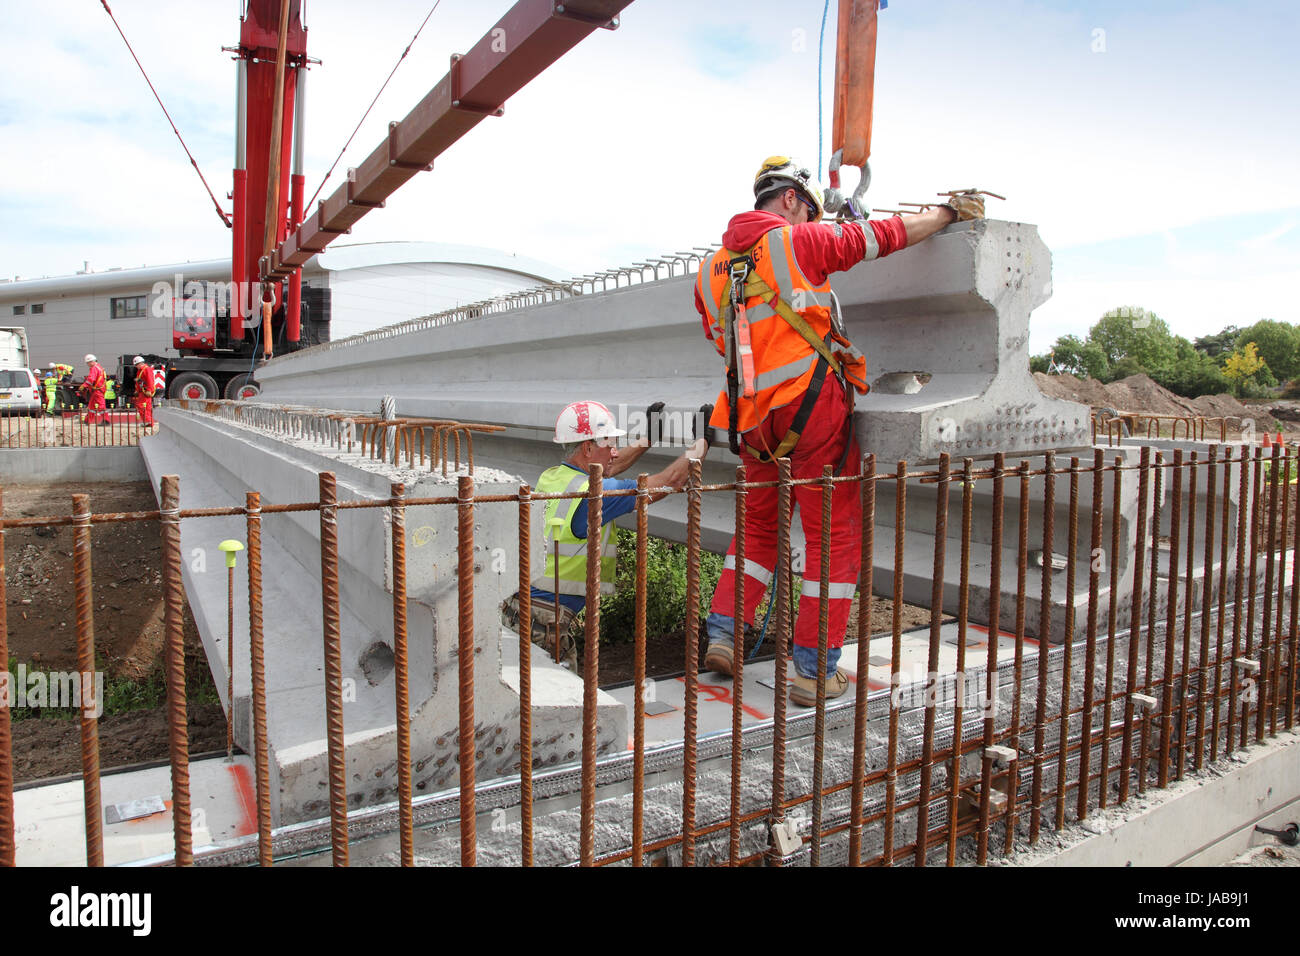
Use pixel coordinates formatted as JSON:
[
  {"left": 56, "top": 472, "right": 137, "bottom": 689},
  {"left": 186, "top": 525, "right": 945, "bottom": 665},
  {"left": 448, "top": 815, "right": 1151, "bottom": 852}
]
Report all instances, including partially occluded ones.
[{"left": 720, "top": 243, "right": 851, "bottom": 465}]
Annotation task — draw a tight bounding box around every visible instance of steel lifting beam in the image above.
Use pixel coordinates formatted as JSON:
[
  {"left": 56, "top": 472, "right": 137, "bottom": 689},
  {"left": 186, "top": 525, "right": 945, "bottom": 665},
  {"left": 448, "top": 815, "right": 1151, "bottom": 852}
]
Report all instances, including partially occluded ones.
[{"left": 262, "top": 0, "right": 628, "bottom": 279}]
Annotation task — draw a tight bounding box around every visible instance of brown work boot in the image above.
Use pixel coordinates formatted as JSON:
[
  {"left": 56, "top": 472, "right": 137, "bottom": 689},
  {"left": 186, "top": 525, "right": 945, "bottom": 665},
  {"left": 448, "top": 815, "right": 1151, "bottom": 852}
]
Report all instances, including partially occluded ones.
[
  {"left": 789, "top": 668, "right": 850, "bottom": 707},
  {"left": 703, "top": 643, "right": 734, "bottom": 677},
  {"left": 501, "top": 593, "right": 578, "bottom": 668}
]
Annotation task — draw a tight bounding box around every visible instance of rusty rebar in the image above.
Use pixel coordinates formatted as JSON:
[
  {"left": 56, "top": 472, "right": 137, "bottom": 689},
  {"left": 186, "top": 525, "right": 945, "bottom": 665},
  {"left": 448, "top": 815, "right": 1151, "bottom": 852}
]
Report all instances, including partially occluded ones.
[
  {"left": 1259, "top": 444, "right": 1281, "bottom": 741},
  {"left": 516, "top": 483, "right": 533, "bottom": 867},
  {"left": 1271, "top": 447, "right": 1290, "bottom": 736},
  {"left": 1289, "top": 451, "right": 1300, "bottom": 732},
  {"left": 1176, "top": 452, "right": 1198, "bottom": 781},
  {"left": 1146, "top": 453, "right": 1164, "bottom": 699},
  {"left": 1078, "top": 451, "right": 1103, "bottom": 820},
  {"left": 947, "top": 458, "right": 973, "bottom": 866},
  {"left": 1196, "top": 448, "right": 1218, "bottom": 769},
  {"left": 1119, "top": 447, "right": 1149, "bottom": 804},
  {"left": 768, "top": 458, "right": 793, "bottom": 865},
  {"left": 1053, "top": 457, "right": 1080, "bottom": 831},
  {"left": 682, "top": 458, "right": 702, "bottom": 867},
  {"left": 728, "top": 465, "right": 747, "bottom": 866},
  {"left": 159, "top": 476, "right": 192, "bottom": 866},
  {"left": 976, "top": 452, "right": 1004, "bottom": 865},
  {"left": 1212, "top": 449, "right": 1232, "bottom": 760},
  {"left": 1004, "top": 460, "right": 1031, "bottom": 856},
  {"left": 1244, "top": 448, "right": 1262, "bottom": 747},
  {"left": 1159, "top": 450, "right": 1183, "bottom": 789},
  {"left": 1228, "top": 447, "right": 1249, "bottom": 750},
  {"left": 633, "top": 473, "right": 649, "bottom": 866},
  {"left": 245, "top": 491, "right": 272, "bottom": 866},
  {"left": 456, "top": 474, "right": 477, "bottom": 866},
  {"left": 319, "top": 472, "right": 349, "bottom": 866},
  {"left": 0, "top": 487, "right": 10, "bottom": 867},
  {"left": 916, "top": 452, "right": 950, "bottom": 866},
  {"left": 1100, "top": 454, "right": 1122, "bottom": 808},
  {"left": 1029, "top": 451, "right": 1055, "bottom": 845},
  {"left": 884, "top": 460, "right": 906, "bottom": 865},
  {"left": 390, "top": 482, "right": 414, "bottom": 867},
  {"left": 72, "top": 494, "right": 104, "bottom": 867},
  {"left": 579, "top": 465, "right": 603, "bottom": 867},
  {"left": 848, "top": 455, "right": 875, "bottom": 866}
]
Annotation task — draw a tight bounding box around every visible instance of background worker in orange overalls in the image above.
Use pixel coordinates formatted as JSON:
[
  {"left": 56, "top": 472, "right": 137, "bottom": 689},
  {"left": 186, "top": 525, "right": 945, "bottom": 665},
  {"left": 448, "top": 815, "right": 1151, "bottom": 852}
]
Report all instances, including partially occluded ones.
[
  {"left": 79, "top": 353, "right": 108, "bottom": 425},
  {"left": 696, "top": 157, "right": 985, "bottom": 706},
  {"left": 131, "top": 355, "right": 157, "bottom": 428}
]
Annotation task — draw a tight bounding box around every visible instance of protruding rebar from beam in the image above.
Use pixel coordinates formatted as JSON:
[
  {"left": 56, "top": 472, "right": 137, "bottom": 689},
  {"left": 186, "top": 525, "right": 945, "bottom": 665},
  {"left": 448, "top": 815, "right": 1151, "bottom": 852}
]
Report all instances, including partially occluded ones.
[
  {"left": 245, "top": 492, "right": 273, "bottom": 866},
  {"left": 516, "top": 483, "right": 534, "bottom": 867},
  {"left": 916, "top": 453, "right": 950, "bottom": 865},
  {"left": 0, "top": 487, "right": 12, "bottom": 867},
  {"left": 457, "top": 474, "right": 477, "bottom": 867},
  {"left": 160, "top": 476, "right": 192, "bottom": 866},
  {"left": 849, "top": 455, "right": 875, "bottom": 866},
  {"left": 73, "top": 494, "right": 103, "bottom": 867},
  {"left": 579, "top": 465, "right": 603, "bottom": 867},
  {"left": 1029, "top": 451, "right": 1055, "bottom": 845},
  {"left": 319, "top": 472, "right": 349, "bottom": 866},
  {"left": 729, "top": 465, "right": 748, "bottom": 866},
  {"left": 390, "top": 482, "right": 414, "bottom": 867},
  {"left": 682, "top": 458, "right": 703, "bottom": 867}
]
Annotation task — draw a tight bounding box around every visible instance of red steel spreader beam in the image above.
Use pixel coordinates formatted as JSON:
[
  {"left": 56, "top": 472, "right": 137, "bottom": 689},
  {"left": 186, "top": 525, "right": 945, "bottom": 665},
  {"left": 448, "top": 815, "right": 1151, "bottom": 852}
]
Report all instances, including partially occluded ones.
[{"left": 261, "top": 0, "right": 630, "bottom": 280}]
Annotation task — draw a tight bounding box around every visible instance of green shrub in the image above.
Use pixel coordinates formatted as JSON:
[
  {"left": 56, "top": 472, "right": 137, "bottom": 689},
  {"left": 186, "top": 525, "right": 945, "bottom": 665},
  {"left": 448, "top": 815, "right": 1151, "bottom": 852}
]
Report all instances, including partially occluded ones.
[{"left": 593, "top": 529, "right": 724, "bottom": 643}]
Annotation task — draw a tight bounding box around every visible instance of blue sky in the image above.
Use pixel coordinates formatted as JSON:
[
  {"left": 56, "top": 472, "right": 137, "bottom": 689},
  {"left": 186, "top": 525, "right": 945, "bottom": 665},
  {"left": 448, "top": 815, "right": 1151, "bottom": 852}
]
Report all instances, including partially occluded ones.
[{"left": 1, "top": 0, "right": 1296, "bottom": 353}]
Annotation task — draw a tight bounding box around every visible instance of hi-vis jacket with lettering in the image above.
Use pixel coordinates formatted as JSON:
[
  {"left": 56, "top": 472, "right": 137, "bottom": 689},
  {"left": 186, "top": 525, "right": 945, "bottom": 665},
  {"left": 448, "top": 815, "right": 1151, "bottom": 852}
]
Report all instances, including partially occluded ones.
[{"left": 695, "top": 210, "right": 908, "bottom": 435}]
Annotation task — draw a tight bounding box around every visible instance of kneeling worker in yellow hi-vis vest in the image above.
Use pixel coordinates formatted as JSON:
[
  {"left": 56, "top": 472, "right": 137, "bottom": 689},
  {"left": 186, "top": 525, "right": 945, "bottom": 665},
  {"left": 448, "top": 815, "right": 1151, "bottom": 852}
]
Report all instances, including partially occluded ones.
[{"left": 502, "top": 400, "right": 709, "bottom": 668}]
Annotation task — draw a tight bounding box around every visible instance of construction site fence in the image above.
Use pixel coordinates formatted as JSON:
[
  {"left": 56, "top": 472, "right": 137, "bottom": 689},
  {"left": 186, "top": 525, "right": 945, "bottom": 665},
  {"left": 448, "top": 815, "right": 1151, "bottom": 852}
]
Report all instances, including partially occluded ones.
[
  {"left": 1, "top": 442, "right": 1298, "bottom": 867},
  {"left": 0, "top": 409, "right": 156, "bottom": 449}
]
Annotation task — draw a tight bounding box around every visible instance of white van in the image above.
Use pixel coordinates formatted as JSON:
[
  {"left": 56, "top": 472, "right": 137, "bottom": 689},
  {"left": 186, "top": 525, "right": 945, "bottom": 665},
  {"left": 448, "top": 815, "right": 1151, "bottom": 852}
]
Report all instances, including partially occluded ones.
[{"left": 0, "top": 367, "right": 41, "bottom": 415}]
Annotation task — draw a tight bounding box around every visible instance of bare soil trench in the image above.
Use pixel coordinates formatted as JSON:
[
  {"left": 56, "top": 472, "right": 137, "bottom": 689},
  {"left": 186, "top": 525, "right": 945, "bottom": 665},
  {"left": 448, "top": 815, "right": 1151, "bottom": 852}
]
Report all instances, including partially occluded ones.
[{"left": 3, "top": 481, "right": 225, "bottom": 784}]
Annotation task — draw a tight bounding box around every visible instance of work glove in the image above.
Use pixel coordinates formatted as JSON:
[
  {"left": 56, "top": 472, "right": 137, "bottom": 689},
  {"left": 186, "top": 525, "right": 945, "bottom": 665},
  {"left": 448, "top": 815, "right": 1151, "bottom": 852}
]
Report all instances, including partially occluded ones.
[
  {"left": 697, "top": 404, "right": 715, "bottom": 445},
  {"left": 645, "top": 401, "right": 665, "bottom": 445},
  {"left": 939, "top": 191, "right": 985, "bottom": 222}
]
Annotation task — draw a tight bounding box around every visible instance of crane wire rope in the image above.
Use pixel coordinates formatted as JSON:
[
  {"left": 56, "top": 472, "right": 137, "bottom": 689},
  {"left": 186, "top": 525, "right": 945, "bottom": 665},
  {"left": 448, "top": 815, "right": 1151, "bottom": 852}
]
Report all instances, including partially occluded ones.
[
  {"left": 302, "top": 0, "right": 444, "bottom": 213},
  {"left": 817, "top": 0, "right": 830, "bottom": 178},
  {"left": 98, "top": 0, "right": 232, "bottom": 228}
]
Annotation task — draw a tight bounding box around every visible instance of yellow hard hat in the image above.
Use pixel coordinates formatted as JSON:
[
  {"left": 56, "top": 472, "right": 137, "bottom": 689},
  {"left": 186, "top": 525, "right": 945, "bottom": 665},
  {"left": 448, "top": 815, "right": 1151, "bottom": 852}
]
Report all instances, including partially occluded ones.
[{"left": 753, "top": 156, "right": 823, "bottom": 223}]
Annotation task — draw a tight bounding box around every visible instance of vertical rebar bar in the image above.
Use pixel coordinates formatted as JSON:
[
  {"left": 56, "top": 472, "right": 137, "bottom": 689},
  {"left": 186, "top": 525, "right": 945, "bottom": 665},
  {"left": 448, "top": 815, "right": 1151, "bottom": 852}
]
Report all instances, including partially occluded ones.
[
  {"left": 1289, "top": 450, "right": 1300, "bottom": 732},
  {"left": 516, "top": 483, "right": 533, "bottom": 867},
  {"left": 976, "top": 452, "right": 1004, "bottom": 864},
  {"left": 1228, "top": 447, "right": 1249, "bottom": 750},
  {"left": 768, "top": 458, "right": 793, "bottom": 865},
  {"left": 633, "top": 473, "right": 648, "bottom": 866},
  {"left": 849, "top": 455, "right": 875, "bottom": 866},
  {"left": 72, "top": 495, "right": 104, "bottom": 867},
  {"left": 1259, "top": 444, "right": 1281, "bottom": 742},
  {"left": 1079, "top": 451, "right": 1103, "bottom": 820},
  {"left": 579, "top": 465, "right": 602, "bottom": 867},
  {"left": 1004, "top": 460, "right": 1031, "bottom": 855},
  {"left": 1196, "top": 448, "right": 1217, "bottom": 769},
  {"left": 1243, "top": 448, "right": 1263, "bottom": 747},
  {"left": 810, "top": 465, "right": 833, "bottom": 867},
  {"left": 1272, "top": 447, "right": 1290, "bottom": 736},
  {"left": 1055, "top": 458, "right": 1080, "bottom": 830},
  {"left": 245, "top": 491, "right": 272, "bottom": 867},
  {"left": 1030, "top": 451, "right": 1055, "bottom": 845},
  {"left": 1120, "top": 447, "right": 1150, "bottom": 804},
  {"left": 319, "top": 472, "right": 349, "bottom": 866},
  {"left": 159, "top": 476, "right": 191, "bottom": 866},
  {"left": 916, "top": 453, "right": 950, "bottom": 866},
  {"left": 1160, "top": 450, "right": 1183, "bottom": 789},
  {"left": 390, "top": 482, "right": 414, "bottom": 867},
  {"left": 682, "top": 459, "right": 702, "bottom": 866},
  {"left": 729, "top": 466, "right": 747, "bottom": 866},
  {"left": 884, "top": 461, "right": 906, "bottom": 865},
  {"left": 1100, "top": 455, "right": 1122, "bottom": 808},
  {"left": 0, "top": 487, "right": 11, "bottom": 867},
  {"left": 1146, "top": 453, "right": 1165, "bottom": 701},
  {"left": 1212, "top": 448, "right": 1232, "bottom": 761},
  {"left": 1176, "top": 452, "right": 1197, "bottom": 781},
  {"left": 947, "top": 458, "right": 973, "bottom": 865},
  {"left": 457, "top": 473, "right": 477, "bottom": 867}
]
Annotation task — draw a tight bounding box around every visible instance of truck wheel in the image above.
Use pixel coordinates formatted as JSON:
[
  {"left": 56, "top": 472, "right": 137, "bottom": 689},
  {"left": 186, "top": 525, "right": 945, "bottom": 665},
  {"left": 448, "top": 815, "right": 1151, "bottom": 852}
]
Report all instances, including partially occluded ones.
[
  {"left": 170, "top": 372, "right": 220, "bottom": 400},
  {"left": 224, "top": 374, "right": 261, "bottom": 400}
]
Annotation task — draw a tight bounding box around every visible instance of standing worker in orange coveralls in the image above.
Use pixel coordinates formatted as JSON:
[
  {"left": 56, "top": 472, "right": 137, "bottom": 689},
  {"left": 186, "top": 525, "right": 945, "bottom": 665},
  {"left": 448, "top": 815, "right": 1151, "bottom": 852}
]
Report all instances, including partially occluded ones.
[
  {"left": 79, "top": 354, "right": 108, "bottom": 425},
  {"left": 131, "top": 356, "right": 157, "bottom": 428}
]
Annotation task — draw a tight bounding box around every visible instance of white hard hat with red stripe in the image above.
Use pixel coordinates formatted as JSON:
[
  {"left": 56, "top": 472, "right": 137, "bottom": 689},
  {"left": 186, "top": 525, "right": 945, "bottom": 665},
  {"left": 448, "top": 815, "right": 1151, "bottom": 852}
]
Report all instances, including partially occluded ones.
[{"left": 553, "top": 400, "right": 625, "bottom": 444}]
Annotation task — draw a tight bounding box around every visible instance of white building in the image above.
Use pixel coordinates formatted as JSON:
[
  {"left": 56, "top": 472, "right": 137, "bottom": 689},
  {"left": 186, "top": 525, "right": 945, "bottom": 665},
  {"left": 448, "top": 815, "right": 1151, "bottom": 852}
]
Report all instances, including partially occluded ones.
[{"left": 0, "top": 241, "right": 566, "bottom": 375}]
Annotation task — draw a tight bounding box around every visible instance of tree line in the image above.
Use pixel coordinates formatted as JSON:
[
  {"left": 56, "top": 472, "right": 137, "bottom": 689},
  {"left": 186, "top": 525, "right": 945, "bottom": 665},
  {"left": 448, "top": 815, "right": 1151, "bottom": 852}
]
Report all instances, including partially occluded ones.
[{"left": 1030, "top": 310, "right": 1300, "bottom": 399}]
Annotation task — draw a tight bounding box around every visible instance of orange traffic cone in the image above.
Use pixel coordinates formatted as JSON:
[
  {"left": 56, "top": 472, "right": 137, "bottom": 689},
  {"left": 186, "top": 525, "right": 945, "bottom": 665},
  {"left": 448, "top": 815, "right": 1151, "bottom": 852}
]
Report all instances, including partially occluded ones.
[
  {"left": 1263, "top": 432, "right": 1272, "bottom": 448},
  {"left": 1276, "top": 431, "right": 1284, "bottom": 447}
]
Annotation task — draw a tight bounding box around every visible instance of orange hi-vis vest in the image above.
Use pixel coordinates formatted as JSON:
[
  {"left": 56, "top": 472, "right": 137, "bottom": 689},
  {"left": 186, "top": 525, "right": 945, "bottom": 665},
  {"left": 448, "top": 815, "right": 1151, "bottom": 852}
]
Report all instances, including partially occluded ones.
[{"left": 697, "top": 225, "right": 869, "bottom": 458}]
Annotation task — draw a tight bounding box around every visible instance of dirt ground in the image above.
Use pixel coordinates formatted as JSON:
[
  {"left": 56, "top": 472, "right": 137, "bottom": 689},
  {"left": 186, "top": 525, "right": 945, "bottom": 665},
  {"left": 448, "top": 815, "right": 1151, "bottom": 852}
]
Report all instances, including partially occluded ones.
[{"left": 3, "top": 481, "right": 225, "bottom": 783}]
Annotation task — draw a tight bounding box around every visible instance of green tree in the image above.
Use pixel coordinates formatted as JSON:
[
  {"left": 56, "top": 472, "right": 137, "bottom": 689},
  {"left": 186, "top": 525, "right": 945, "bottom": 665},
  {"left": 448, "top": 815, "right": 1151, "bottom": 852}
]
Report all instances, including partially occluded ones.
[
  {"left": 1153, "top": 337, "right": 1231, "bottom": 397},
  {"left": 1235, "top": 320, "right": 1300, "bottom": 381},
  {"left": 1088, "top": 308, "right": 1178, "bottom": 376},
  {"left": 1193, "top": 324, "right": 1240, "bottom": 360},
  {"left": 1223, "top": 342, "right": 1275, "bottom": 398},
  {"left": 1046, "top": 334, "right": 1109, "bottom": 379}
]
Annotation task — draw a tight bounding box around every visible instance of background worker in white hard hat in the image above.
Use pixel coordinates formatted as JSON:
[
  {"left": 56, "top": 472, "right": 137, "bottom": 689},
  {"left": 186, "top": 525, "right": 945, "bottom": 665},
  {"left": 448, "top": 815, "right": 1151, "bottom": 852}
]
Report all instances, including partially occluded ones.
[
  {"left": 78, "top": 353, "right": 109, "bottom": 425},
  {"left": 502, "top": 400, "right": 709, "bottom": 667},
  {"left": 131, "top": 356, "right": 158, "bottom": 428},
  {"left": 696, "top": 156, "right": 984, "bottom": 707}
]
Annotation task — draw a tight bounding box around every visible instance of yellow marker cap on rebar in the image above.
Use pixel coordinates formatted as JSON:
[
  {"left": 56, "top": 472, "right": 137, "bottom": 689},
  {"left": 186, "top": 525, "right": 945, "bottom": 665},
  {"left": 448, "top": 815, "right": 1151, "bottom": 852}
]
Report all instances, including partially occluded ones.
[{"left": 218, "top": 539, "right": 245, "bottom": 568}]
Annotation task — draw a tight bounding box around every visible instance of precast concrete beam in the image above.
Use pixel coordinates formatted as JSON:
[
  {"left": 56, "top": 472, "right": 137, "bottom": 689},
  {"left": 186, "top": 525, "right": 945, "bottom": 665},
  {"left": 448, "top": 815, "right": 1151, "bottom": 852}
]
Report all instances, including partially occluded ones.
[{"left": 141, "top": 404, "right": 626, "bottom": 824}]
